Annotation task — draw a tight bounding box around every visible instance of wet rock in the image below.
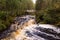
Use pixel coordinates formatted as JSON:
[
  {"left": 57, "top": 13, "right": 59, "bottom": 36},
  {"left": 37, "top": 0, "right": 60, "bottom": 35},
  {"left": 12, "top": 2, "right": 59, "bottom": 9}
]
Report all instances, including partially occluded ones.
[{"left": 26, "top": 31, "right": 33, "bottom": 37}]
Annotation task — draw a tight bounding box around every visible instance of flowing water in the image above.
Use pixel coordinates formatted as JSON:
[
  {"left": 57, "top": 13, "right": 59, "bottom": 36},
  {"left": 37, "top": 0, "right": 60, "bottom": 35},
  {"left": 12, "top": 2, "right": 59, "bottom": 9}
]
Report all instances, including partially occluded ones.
[
  {"left": 22, "top": 24, "right": 60, "bottom": 40},
  {"left": 0, "top": 15, "right": 60, "bottom": 40}
]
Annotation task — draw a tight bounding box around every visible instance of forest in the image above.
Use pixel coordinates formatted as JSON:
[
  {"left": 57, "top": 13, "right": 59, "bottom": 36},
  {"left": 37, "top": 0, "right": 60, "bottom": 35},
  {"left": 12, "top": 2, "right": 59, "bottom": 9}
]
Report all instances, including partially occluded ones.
[
  {"left": 0, "top": 0, "right": 34, "bottom": 32},
  {"left": 0, "top": 0, "right": 60, "bottom": 32},
  {"left": 35, "top": 0, "right": 60, "bottom": 27}
]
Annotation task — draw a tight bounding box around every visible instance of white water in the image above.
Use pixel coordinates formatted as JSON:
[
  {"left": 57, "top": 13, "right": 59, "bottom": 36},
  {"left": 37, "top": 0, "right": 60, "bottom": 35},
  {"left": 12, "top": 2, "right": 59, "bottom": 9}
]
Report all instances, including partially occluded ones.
[
  {"left": 15, "top": 24, "right": 60, "bottom": 40},
  {"left": 0, "top": 15, "right": 60, "bottom": 40}
]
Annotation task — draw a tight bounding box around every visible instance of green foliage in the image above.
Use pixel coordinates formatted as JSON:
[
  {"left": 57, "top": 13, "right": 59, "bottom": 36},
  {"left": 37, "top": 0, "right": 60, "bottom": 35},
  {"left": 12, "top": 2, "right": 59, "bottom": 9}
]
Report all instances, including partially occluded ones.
[
  {"left": 36, "top": 0, "right": 60, "bottom": 26},
  {"left": 0, "top": 0, "right": 34, "bottom": 32},
  {"left": 0, "top": 23, "right": 6, "bottom": 31}
]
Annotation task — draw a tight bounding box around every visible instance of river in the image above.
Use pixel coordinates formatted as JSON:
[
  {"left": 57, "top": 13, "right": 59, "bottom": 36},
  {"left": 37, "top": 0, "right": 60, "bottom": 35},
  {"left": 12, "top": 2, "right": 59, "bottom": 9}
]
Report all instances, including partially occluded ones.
[{"left": 0, "top": 15, "right": 60, "bottom": 40}]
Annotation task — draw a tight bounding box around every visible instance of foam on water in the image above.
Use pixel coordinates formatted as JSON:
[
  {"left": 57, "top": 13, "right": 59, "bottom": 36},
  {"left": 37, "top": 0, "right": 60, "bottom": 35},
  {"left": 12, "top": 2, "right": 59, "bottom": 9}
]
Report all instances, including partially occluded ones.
[
  {"left": 0, "top": 15, "right": 60, "bottom": 40},
  {"left": 17, "top": 24, "right": 60, "bottom": 40}
]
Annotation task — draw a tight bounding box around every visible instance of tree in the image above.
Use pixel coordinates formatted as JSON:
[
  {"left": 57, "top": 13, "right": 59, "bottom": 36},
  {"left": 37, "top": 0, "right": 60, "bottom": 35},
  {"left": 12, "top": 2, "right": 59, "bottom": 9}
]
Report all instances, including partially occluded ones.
[
  {"left": 35, "top": 0, "right": 60, "bottom": 26},
  {"left": 0, "top": 0, "right": 34, "bottom": 32}
]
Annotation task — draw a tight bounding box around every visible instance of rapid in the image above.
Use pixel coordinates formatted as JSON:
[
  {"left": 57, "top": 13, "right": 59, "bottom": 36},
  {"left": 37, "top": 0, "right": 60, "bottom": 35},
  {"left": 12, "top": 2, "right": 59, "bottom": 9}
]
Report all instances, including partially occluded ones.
[{"left": 0, "top": 15, "right": 60, "bottom": 40}]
